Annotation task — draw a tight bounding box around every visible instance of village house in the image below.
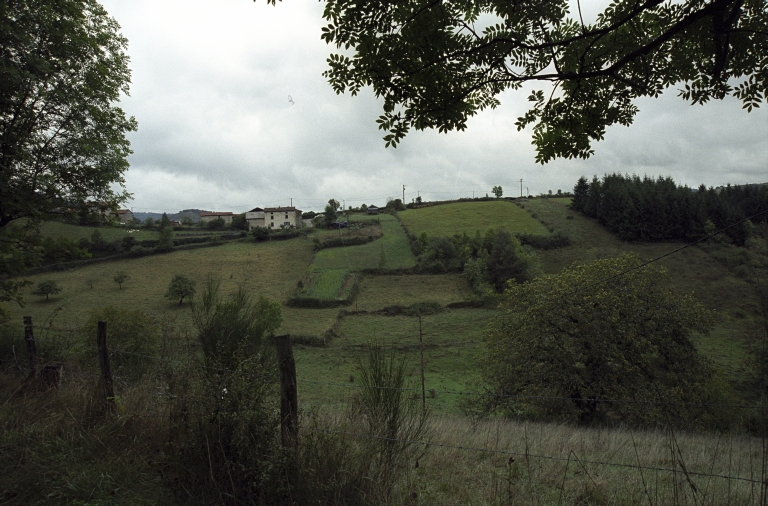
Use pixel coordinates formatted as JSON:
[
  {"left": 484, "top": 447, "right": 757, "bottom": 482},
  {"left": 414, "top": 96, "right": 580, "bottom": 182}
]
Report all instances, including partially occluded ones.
[
  {"left": 367, "top": 205, "right": 379, "bottom": 215},
  {"left": 199, "top": 211, "right": 234, "bottom": 225},
  {"left": 246, "top": 206, "right": 302, "bottom": 229},
  {"left": 115, "top": 209, "right": 133, "bottom": 223}
]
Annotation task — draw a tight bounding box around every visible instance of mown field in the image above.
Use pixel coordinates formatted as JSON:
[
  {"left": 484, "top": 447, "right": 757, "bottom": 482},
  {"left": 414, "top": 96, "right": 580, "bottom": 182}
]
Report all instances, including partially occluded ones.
[
  {"left": 398, "top": 200, "right": 549, "bottom": 237},
  {"left": 311, "top": 213, "right": 416, "bottom": 271}
]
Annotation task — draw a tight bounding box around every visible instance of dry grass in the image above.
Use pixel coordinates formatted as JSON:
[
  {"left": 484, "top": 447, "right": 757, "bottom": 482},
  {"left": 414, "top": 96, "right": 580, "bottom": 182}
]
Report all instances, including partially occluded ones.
[{"left": 404, "top": 415, "right": 765, "bottom": 505}]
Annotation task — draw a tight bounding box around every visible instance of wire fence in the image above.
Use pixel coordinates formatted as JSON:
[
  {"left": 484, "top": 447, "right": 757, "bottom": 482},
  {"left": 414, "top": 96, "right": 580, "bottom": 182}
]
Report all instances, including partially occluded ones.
[{"left": 4, "top": 325, "right": 768, "bottom": 500}]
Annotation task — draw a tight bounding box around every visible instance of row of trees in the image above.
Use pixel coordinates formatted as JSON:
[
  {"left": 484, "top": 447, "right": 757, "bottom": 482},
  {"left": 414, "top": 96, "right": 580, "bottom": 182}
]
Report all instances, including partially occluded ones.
[
  {"left": 571, "top": 175, "right": 767, "bottom": 244},
  {"left": 31, "top": 273, "right": 196, "bottom": 304}
]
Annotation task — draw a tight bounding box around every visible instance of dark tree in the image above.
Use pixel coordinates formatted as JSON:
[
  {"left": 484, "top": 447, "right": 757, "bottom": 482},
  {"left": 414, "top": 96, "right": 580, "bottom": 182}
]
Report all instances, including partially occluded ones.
[
  {"left": 0, "top": 0, "right": 136, "bottom": 305},
  {"left": 32, "top": 280, "right": 61, "bottom": 301},
  {"left": 318, "top": 0, "right": 766, "bottom": 162},
  {"left": 165, "top": 274, "right": 196, "bottom": 305}
]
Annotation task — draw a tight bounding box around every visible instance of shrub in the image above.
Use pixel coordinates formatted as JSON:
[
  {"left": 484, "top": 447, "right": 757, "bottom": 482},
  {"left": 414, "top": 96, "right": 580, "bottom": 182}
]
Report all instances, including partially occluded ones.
[
  {"left": 192, "top": 276, "right": 281, "bottom": 371},
  {"left": 516, "top": 230, "right": 572, "bottom": 249}
]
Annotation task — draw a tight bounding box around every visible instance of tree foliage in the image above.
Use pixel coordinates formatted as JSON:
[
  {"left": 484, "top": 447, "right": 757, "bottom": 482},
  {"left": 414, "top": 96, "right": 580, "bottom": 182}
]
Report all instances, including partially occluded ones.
[
  {"left": 318, "top": 0, "right": 766, "bottom": 161},
  {"left": 31, "top": 280, "right": 61, "bottom": 301},
  {"left": 0, "top": 0, "right": 136, "bottom": 310},
  {"left": 324, "top": 198, "right": 339, "bottom": 226},
  {"left": 113, "top": 270, "right": 128, "bottom": 289},
  {"left": 481, "top": 254, "right": 724, "bottom": 426},
  {"left": 165, "top": 274, "right": 196, "bottom": 305},
  {"left": 0, "top": 0, "right": 136, "bottom": 227},
  {"left": 492, "top": 186, "right": 503, "bottom": 198},
  {"left": 571, "top": 174, "right": 767, "bottom": 244}
]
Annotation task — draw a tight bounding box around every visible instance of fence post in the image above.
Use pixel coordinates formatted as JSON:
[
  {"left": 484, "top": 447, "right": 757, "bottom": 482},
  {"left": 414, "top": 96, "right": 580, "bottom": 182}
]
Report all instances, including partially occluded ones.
[
  {"left": 97, "top": 321, "right": 115, "bottom": 410},
  {"left": 419, "top": 315, "right": 426, "bottom": 414},
  {"left": 23, "top": 316, "right": 37, "bottom": 376},
  {"left": 275, "top": 334, "right": 298, "bottom": 451}
]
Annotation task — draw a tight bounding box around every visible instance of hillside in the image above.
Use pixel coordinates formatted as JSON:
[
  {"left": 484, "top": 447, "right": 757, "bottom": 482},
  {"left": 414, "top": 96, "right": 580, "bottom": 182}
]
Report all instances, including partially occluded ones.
[{"left": 2, "top": 198, "right": 766, "bottom": 504}]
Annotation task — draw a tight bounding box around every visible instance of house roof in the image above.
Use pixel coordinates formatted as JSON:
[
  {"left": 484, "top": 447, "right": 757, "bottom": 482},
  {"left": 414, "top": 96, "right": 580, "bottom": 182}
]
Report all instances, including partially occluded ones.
[
  {"left": 200, "top": 211, "right": 234, "bottom": 217},
  {"left": 248, "top": 207, "right": 264, "bottom": 212},
  {"left": 264, "top": 207, "right": 300, "bottom": 213},
  {"left": 116, "top": 209, "right": 131, "bottom": 214}
]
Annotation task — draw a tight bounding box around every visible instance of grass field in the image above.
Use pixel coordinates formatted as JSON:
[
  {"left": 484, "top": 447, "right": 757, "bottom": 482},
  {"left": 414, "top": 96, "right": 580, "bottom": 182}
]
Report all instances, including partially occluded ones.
[
  {"left": 398, "top": 200, "right": 549, "bottom": 238},
  {"left": 294, "top": 308, "right": 494, "bottom": 413},
  {"left": 355, "top": 274, "right": 475, "bottom": 311},
  {"left": 10, "top": 239, "right": 316, "bottom": 331},
  {"left": 311, "top": 214, "right": 416, "bottom": 271},
  {"left": 3, "top": 199, "right": 766, "bottom": 504},
  {"left": 304, "top": 269, "right": 350, "bottom": 299},
  {"left": 39, "top": 221, "right": 160, "bottom": 242}
]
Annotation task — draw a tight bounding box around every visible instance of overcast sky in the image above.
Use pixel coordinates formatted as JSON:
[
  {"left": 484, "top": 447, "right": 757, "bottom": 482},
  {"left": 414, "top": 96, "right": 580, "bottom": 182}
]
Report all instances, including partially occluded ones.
[{"left": 100, "top": 0, "right": 768, "bottom": 213}]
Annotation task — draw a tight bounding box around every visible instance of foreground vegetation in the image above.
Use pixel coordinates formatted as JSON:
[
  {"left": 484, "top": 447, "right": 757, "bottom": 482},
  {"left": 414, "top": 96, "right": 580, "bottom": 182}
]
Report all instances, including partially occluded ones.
[{"left": 2, "top": 196, "right": 767, "bottom": 503}]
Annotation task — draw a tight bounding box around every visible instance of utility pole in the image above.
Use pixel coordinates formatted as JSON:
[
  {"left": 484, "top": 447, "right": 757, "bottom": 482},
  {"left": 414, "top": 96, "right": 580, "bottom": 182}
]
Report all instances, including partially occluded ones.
[
  {"left": 402, "top": 185, "right": 406, "bottom": 203},
  {"left": 519, "top": 179, "right": 523, "bottom": 198}
]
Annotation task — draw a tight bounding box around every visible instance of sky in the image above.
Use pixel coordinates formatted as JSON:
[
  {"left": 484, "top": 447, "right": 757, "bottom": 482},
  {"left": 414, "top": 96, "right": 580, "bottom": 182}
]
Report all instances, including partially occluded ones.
[{"left": 100, "top": 0, "right": 768, "bottom": 214}]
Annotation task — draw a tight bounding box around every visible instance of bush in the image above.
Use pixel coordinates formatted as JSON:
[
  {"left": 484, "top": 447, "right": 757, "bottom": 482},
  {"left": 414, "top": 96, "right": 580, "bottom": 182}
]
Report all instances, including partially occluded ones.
[
  {"left": 516, "top": 230, "right": 572, "bottom": 249},
  {"left": 192, "top": 276, "right": 282, "bottom": 371}
]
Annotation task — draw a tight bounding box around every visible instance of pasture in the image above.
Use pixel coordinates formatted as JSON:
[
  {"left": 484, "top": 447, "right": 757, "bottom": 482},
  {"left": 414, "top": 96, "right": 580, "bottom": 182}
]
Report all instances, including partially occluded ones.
[
  {"left": 294, "top": 308, "right": 494, "bottom": 413},
  {"left": 10, "top": 239, "right": 316, "bottom": 330},
  {"left": 398, "top": 200, "right": 549, "bottom": 237},
  {"left": 40, "top": 220, "right": 160, "bottom": 242},
  {"left": 310, "top": 214, "right": 416, "bottom": 271}
]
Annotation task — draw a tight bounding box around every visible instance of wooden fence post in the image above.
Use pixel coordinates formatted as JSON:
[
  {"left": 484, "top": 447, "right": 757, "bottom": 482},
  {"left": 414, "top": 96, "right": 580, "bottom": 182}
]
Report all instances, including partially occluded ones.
[
  {"left": 23, "top": 316, "right": 37, "bottom": 376},
  {"left": 419, "top": 315, "right": 426, "bottom": 414},
  {"left": 275, "top": 334, "right": 298, "bottom": 451},
  {"left": 97, "top": 321, "right": 115, "bottom": 410}
]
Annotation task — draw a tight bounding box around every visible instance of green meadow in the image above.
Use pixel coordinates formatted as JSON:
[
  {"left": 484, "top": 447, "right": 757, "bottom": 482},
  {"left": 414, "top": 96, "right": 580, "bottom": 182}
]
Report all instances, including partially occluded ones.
[
  {"left": 398, "top": 200, "right": 548, "bottom": 237},
  {"left": 311, "top": 214, "right": 416, "bottom": 271}
]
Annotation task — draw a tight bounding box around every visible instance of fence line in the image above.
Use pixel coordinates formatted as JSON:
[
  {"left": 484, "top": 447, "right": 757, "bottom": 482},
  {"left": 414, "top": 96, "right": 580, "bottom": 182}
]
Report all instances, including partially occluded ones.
[
  {"left": 306, "top": 428, "right": 765, "bottom": 485},
  {"left": 5, "top": 345, "right": 766, "bottom": 412}
]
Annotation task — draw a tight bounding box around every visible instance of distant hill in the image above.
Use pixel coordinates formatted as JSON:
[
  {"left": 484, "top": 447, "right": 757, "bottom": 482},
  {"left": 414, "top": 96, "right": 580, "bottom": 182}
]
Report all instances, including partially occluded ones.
[{"left": 133, "top": 209, "right": 209, "bottom": 223}]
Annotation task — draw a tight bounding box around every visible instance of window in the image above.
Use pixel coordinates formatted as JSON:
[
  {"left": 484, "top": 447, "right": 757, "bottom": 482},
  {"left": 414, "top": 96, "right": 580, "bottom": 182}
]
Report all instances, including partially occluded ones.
[{"left": 271, "top": 215, "right": 274, "bottom": 220}]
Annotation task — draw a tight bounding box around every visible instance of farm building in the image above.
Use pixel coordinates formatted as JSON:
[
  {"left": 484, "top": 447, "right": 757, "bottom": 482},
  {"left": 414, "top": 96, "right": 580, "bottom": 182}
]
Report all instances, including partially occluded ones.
[
  {"left": 367, "top": 205, "right": 379, "bottom": 215},
  {"left": 200, "top": 211, "right": 234, "bottom": 225},
  {"left": 247, "top": 206, "right": 302, "bottom": 229},
  {"left": 115, "top": 209, "right": 133, "bottom": 223}
]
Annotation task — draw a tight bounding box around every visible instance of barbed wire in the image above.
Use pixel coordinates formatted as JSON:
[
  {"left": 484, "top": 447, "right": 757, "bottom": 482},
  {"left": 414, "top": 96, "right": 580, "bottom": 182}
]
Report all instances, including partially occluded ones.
[{"left": 306, "top": 428, "right": 765, "bottom": 485}]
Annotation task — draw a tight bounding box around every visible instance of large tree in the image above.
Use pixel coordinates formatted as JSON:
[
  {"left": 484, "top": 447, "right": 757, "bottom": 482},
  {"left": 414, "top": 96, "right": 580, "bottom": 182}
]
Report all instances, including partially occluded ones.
[
  {"left": 317, "top": 0, "right": 766, "bottom": 162},
  {"left": 0, "top": 0, "right": 136, "bottom": 301},
  {"left": 480, "top": 254, "right": 724, "bottom": 426}
]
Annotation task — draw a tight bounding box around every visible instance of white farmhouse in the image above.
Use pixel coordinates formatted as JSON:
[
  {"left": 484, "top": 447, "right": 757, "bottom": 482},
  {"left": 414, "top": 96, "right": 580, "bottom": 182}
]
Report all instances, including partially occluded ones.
[{"left": 246, "top": 206, "right": 302, "bottom": 229}]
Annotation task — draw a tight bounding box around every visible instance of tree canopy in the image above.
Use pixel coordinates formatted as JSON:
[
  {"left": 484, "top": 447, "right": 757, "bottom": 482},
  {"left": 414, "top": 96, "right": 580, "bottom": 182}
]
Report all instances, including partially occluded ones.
[
  {"left": 480, "top": 254, "right": 725, "bottom": 426},
  {"left": 0, "top": 0, "right": 136, "bottom": 226},
  {"left": 165, "top": 274, "right": 196, "bottom": 305},
  {"left": 317, "top": 0, "right": 766, "bottom": 162},
  {"left": 0, "top": 0, "right": 136, "bottom": 304}
]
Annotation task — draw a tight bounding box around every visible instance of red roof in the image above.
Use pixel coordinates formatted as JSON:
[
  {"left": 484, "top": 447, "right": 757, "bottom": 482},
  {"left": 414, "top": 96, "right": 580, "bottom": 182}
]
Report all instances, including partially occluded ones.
[
  {"left": 200, "top": 212, "right": 234, "bottom": 217},
  {"left": 264, "top": 207, "right": 300, "bottom": 213}
]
